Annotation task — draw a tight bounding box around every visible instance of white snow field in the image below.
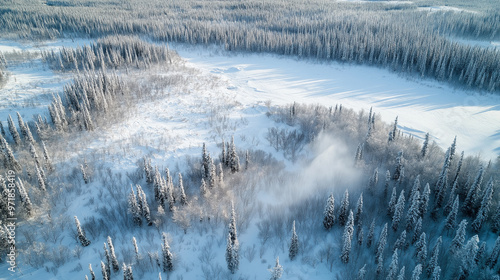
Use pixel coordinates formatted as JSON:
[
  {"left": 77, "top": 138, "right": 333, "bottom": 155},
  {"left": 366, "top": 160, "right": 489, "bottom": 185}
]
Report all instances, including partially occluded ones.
[
  {"left": 173, "top": 45, "right": 500, "bottom": 160},
  {"left": 0, "top": 40, "right": 499, "bottom": 280}
]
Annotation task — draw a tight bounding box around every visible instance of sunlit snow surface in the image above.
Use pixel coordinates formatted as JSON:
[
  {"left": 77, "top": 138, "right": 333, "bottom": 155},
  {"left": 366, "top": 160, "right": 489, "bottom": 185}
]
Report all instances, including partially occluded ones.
[{"left": 173, "top": 45, "right": 500, "bottom": 159}]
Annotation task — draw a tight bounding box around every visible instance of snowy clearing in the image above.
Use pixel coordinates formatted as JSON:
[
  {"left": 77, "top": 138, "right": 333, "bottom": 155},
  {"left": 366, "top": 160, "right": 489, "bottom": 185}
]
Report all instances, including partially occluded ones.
[{"left": 172, "top": 44, "right": 500, "bottom": 160}]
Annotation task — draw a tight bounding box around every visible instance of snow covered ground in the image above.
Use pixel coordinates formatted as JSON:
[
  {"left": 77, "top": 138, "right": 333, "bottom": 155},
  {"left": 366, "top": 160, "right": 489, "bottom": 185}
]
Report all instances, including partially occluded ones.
[{"left": 172, "top": 44, "right": 500, "bottom": 160}]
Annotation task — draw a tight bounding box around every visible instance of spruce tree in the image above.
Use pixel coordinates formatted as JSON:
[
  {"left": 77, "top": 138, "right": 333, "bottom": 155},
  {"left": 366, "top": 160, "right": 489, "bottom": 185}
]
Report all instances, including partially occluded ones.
[
  {"left": 178, "top": 173, "right": 187, "bottom": 205},
  {"left": 16, "top": 179, "right": 32, "bottom": 216},
  {"left": 341, "top": 210, "right": 354, "bottom": 264},
  {"left": 384, "top": 170, "right": 391, "bottom": 198},
  {"left": 103, "top": 243, "right": 111, "bottom": 277},
  {"left": 226, "top": 233, "right": 237, "bottom": 273},
  {"left": 162, "top": 232, "right": 174, "bottom": 272},
  {"left": 226, "top": 203, "right": 240, "bottom": 272},
  {"left": 101, "top": 261, "right": 109, "bottom": 280},
  {"left": 355, "top": 193, "right": 363, "bottom": 224},
  {"left": 450, "top": 219, "right": 468, "bottom": 255},
  {"left": 7, "top": 115, "right": 21, "bottom": 146},
  {"left": 393, "top": 151, "right": 404, "bottom": 181},
  {"left": 388, "top": 187, "right": 397, "bottom": 217},
  {"left": 444, "top": 196, "right": 459, "bottom": 232},
  {"left": 392, "top": 190, "right": 406, "bottom": 232},
  {"left": 387, "top": 249, "right": 399, "bottom": 280},
  {"left": 368, "top": 168, "right": 379, "bottom": 194},
  {"left": 339, "top": 189, "right": 349, "bottom": 226},
  {"left": 487, "top": 236, "right": 500, "bottom": 269},
  {"left": 107, "top": 236, "right": 120, "bottom": 272},
  {"left": 136, "top": 185, "right": 152, "bottom": 226},
  {"left": 245, "top": 150, "right": 250, "bottom": 170},
  {"left": 229, "top": 136, "right": 240, "bottom": 173},
  {"left": 356, "top": 264, "right": 367, "bottom": 280},
  {"left": 202, "top": 143, "right": 209, "bottom": 179},
  {"left": 405, "top": 190, "right": 420, "bottom": 231},
  {"left": 419, "top": 184, "right": 430, "bottom": 217},
  {"left": 412, "top": 217, "right": 422, "bottom": 245},
  {"left": 427, "top": 236, "right": 442, "bottom": 276},
  {"left": 289, "top": 220, "right": 299, "bottom": 260},
  {"left": 414, "top": 232, "right": 427, "bottom": 265},
  {"left": 430, "top": 266, "right": 441, "bottom": 280},
  {"left": 323, "top": 193, "right": 335, "bottom": 230},
  {"left": 269, "top": 257, "right": 283, "bottom": 280},
  {"left": 393, "top": 230, "right": 407, "bottom": 252},
  {"left": 421, "top": 133, "right": 429, "bottom": 158},
  {"left": 410, "top": 264, "right": 422, "bottom": 280},
  {"left": 89, "top": 264, "right": 96, "bottom": 280},
  {"left": 132, "top": 237, "right": 140, "bottom": 261},
  {"left": 458, "top": 235, "right": 479, "bottom": 278},
  {"left": 376, "top": 223, "right": 388, "bottom": 262},
  {"left": 74, "top": 216, "right": 90, "bottom": 246},
  {"left": 367, "top": 218, "right": 375, "bottom": 248},
  {"left": 443, "top": 179, "right": 458, "bottom": 216},
  {"left": 2, "top": 138, "right": 21, "bottom": 171},
  {"left": 128, "top": 186, "right": 142, "bottom": 226},
  {"left": 471, "top": 179, "right": 494, "bottom": 232},
  {"left": 41, "top": 141, "right": 53, "bottom": 172},
  {"left": 463, "top": 165, "right": 484, "bottom": 215},
  {"left": 397, "top": 267, "right": 406, "bottom": 280},
  {"left": 200, "top": 178, "right": 207, "bottom": 197},
  {"left": 123, "top": 263, "right": 134, "bottom": 280}
]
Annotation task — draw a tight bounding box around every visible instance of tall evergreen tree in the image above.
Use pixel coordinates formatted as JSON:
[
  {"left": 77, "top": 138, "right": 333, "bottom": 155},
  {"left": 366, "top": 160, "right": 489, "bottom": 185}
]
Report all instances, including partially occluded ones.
[
  {"left": 487, "top": 236, "right": 500, "bottom": 269},
  {"left": 122, "top": 263, "right": 134, "bottom": 280},
  {"left": 384, "top": 170, "right": 391, "bottom": 198},
  {"left": 107, "top": 236, "right": 119, "bottom": 272},
  {"left": 410, "top": 264, "right": 422, "bottom": 280},
  {"left": 393, "top": 151, "right": 404, "bottom": 181},
  {"left": 414, "top": 232, "right": 427, "bottom": 265},
  {"left": 101, "top": 261, "right": 109, "bottom": 280},
  {"left": 229, "top": 136, "right": 240, "bottom": 173},
  {"left": 388, "top": 187, "right": 397, "bottom": 217},
  {"left": 367, "top": 218, "right": 375, "bottom": 248},
  {"left": 458, "top": 235, "right": 479, "bottom": 279},
  {"left": 323, "top": 193, "right": 335, "bottom": 230},
  {"left": 427, "top": 236, "right": 442, "bottom": 276},
  {"left": 202, "top": 143, "right": 209, "bottom": 179},
  {"left": 128, "top": 186, "right": 142, "bottom": 226},
  {"left": 450, "top": 219, "right": 468, "bottom": 255},
  {"left": 405, "top": 190, "right": 420, "bottom": 231},
  {"left": 7, "top": 115, "right": 21, "bottom": 146},
  {"left": 269, "top": 257, "right": 283, "bottom": 280},
  {"left": 341, "top": 210, "right": 354, "bottom": 264},
  {"left": 368, "top": 168, "right": 379, "bottom": 194},
  {"left": 178, "top": 173, "right": 187, "bottom": 205},
  {"left": 392, "top": 190, "right": 406, "bottom": 231},
  {"left": 89, "top": 264, "right": 96, "bottom": 280},
  {"left": 162, "top": 232, "right": 174, "bottom": 272},
  {"left": 397, "top": 267, "right": 406, "bottom": 280},
  {"left": 357, "top": 264, "right": 367, "bottom": 280},
  {"left": 387, "top": 249, "right": 399, "bottom": 280},
  {"left": 443, "top": 179, "right": 458, "bottom": 216},
  {"left": 226, "top": 203, "right": 240, "bottom": 272},
  {"left": 444, "top": 196, "right": 459, "bottom": 232},
  {"left": 376, "top": 223, "right": 388, "bottom": 262},
  {"left": 419, "top": 184, "right": 430, "bottom": 217},
  {"left": 393, "top": 230, "right": 407, "bottom": 252},
  {"left": 412, "top": 217, "right": 423, "bottom": 245},
  {"left": 132, "top": 237, "right": 140, "bottom": 261},
  {"left": 16, "top": 179, "right": 32, "bottom": 216},
  {"left": 355, "top": 193, "right": 363, "bottom": 224},
  {"left": 74, "top": 216, "right": 90, "bottom": 246},
  {"left": 421, "top": 133, "right": 429, "bottom": 158},
  {"left": 471, "top": 178, "right": 494, "bottom": 232},
  {"left": 463, "top": 165, "right": 484, "bottom": 215},
  {"left": 136, "top": 185, "right": 152, "bottom": 226},
  {"left": 289, "top": 220, "right": 299, "bottom": 260},
  {"left": 339, "top": 189, "right": 350, "bottom": 226}
]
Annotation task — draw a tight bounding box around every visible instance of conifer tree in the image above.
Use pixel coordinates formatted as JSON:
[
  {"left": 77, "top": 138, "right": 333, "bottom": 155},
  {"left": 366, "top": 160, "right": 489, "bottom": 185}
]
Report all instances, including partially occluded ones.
[
  {"left": 415, "top": 232, "right": 427, "bottom": 265},
  {"left": 356, "top": 220, "right": 364, "bottom": 246},
  {"left": 74, "top": 216, "right": 90, "bottom": 246},
  {"left": 0, "top": 121, "right": 5, "bottom": 137},
  {"left": 245, "top": 150, "right": 250, "bottom": 170},
  {"left": 355, "top": 193, "right": 363, "bottom": 224},
  {"left": 226, "top": 203, "right": 240, "bottom": 272},
  {"left": 17, "top": 179, "right": 32, "bottom": 216},
  {"left": 202, "top": 143, "right": 209, "bottom": 179},
  {"left": 450, "top": 220, "right": 468, "bottom": 255},
  {"left": 430, "top": 266, "right": 441, "bottom": 280},
  {"left": 376, "top": 223, "right": 388, "bottom": 262},
  {"left": 397, "top": 267, "right": 406, "bottom": 280},
  {"left": 289, "top": 220, "right": 299, "bottom": 260},
  {"left": 269, "top": 257, "right": 283, "bottom": 280},
  {"left": 412, "top": 217, "right": 422, "bottom": 245},
  {"left": 427, "top": 236, "right": 442, "bottom": 276},
  {"left": 392, "top": 190, "right": 406, "bottom": 231},
  {"left": 132, "top": 237, "right": 140, "bottom": 261},
  {"left": 178, "top": 173, "right": 187, "bottom": 205},
  {"left": 388, "top": 187, "right": 397, "bottom": 217},
  {"left": 357, "top": 264, "right": 367, "bottom": 280},
  {"left": 218, "top": 162, "right": 224, "bottom": 187},
  {"left": 229, "top": 136, "right": 240, "bottom": 173},
  {"left": 339, "top": 189, "right": 349, "bottom": 226},
  {"left": 41, "top": 141, "right": 53, "bottom": 172},
  {"left": 323, "top": 193, "right": 335, "bottom": 230},
  {"left": 453, "top": 151, "right": 464, "bottom": 184},
  {"left": 393, "top": 151, "right": 404, "bottom": 181},
  {"left": 405, "top": 190, "right": 420, "bottom": 231},
  {"left": 35, "top": 164, "right": 46, "bottom": 191},
  {"left": 89, "top": 264, "right": 96, "bottom": 280},
  {"left": 123, "top": 263, "right": 133, "bottom": 280},
  {"left": 394, "top": 230, "right": 407, "bottom": 252},
  {"left": 384, "top": 170, "right": 391, "bottom": 198},
  {"left": 101, "top": 261, "right": 109, "bottom": 280},
  {"left": 449, "top": 136, "right": 457, "bottom": 162},
  {"left": 7, "top": 115, "right": 21, "bottom": 146},
  {"left": 221, "top": 140, "right": 226, "bottom": 166},
  {"left": 443, "top": 179, "right": 458, "bottom": 216},
  {"left": 368, "top": 168, "right": 379, "bottom": 194},
  {"left": 162, "top": 232, "right": 174, "bottom": 272},
  {"left": 387, "top": 249, "right": 399, "bottom": 280},
  {"left": 487, "top": 236, "right": 500, "bottom": 268},
  {"left": 444, "top": 196, "right": 459, "bottom": 232},
  {"left": 409, "top": 175, "right": 421, "bottom": 202},
  {"left": 226, "top": 233, "right": 237, "bottom": 274},
  {"left": 136, "top": 185, "right": 152, "bottom": 226},
  {"left": 80, "top": 164, "right": 89, "bottom": 184},
  {"left": 107, "top": 236, "right": 119, "bottom": 272},
  {"left": 341, "top": 210, "right": 354, "bottom": 264},
  {"left": 471, "top": 178, "right": 494, "bottom": 232},
  {"left": 208, "top": 155, "right": 216, "bottom": 189},
  {"left": 2, "top": 138, "right": 21, "bottom": 171},
  {"left": 200, "top": 178, "right": 207, "bottom": 197},
  {"left": 463, "top": 165, "right": 484, "bottom": 215},
  {"left": 128, "top": 186, "right": 142, "bottom": 226},
  {"left": 458, "top": 235, "right": 479, "bottom": 278},
  {"left": 367, "top": 218, "right": 375, "bottom": 248},
  {"left": 103, "top": 243, "right": 111, "bottom": 277},
  {"left": 410, "top": 264, "right": 422, "bottom": 280},
  {"left": 421, "top": 133, "right": 429, "bottom": 158},
  {"left": 419, "top": 184, "right": 430, "bottom": 217}
]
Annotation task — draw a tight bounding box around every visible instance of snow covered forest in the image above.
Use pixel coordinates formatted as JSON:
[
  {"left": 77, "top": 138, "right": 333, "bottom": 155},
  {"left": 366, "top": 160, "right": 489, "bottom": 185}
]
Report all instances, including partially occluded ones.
[{"left": 0, "top": 0, "right": 499, "bottom": 279}]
